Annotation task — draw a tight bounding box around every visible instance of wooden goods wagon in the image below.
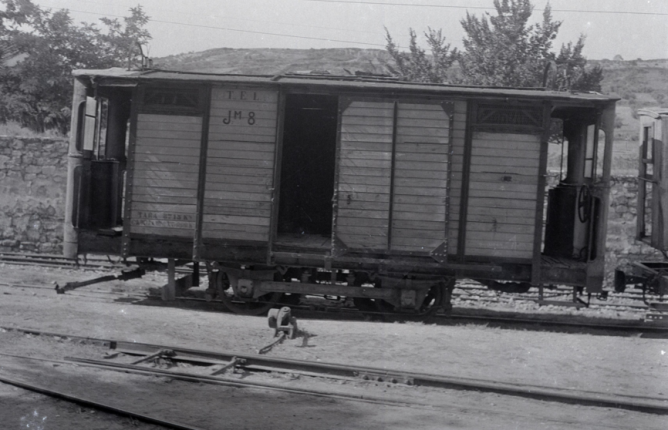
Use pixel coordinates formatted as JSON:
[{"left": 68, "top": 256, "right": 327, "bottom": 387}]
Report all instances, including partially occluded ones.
[
  {"left": 615, "top": 109, "right": 668, "bottom": 298},
  {"left": 64, "top": 68, "right": 618, "bottom": 315}
]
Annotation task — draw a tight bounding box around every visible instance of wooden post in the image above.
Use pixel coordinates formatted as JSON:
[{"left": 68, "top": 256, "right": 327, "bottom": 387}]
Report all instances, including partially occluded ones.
[
  {"left": 63, "top": 79, "right": 87, "bottom": 259},
  {"left": 163, "top": 259, "right": 176, "bottom": 301}
]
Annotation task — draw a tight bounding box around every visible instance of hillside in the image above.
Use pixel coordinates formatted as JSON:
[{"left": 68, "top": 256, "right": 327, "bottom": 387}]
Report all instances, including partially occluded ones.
[
  {"left": 156, "top": 47, "right": 666, "bottom": 164},
  {"left": 156, "top": 48, "right": 668, "bottom": 109},
  {"left": 156, "top": 48, "right": 394, "bottom": 76}
]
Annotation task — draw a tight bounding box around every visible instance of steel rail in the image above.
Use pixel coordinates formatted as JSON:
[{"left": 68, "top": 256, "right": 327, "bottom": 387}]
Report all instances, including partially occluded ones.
[
  {"left": 64, "top": 356, "right": 429, "bottom": 408},
  {"left": 0, "top": 252, "right": 190, "bottom": 273},
  {"left": 0, "top": 351, "right": 426, "bottom": 410},
  {"left": 1, "top": 251, "right": 659, "bottom": 297},
  {"left": 2, "top": 269, "right": 666, "bottom": 336},
  {"left": 103, "top": 341, "right": 668, "bottom": 414},
  {"left": 0, "top": 282, "right": 151, "bottom": 305},
  {"left": 261, "top": 299, "right": 668, "bottom": 336},
  {"left": 292, "top": 303, "right": 667, "bottom": 336},
  {"left": 0, "top": 371, "right": 206, "bottom": 430},
  {"left": 0, "top": 252, "right": 86, "bottom": 265},
  {"left": 0, "top": 253, "right": 663, "bottom": 323},
  {"left": 443, "top": 313, "right": 668, "bottom": 335},
  {"left": 0, "top": 251, "right": 123, "bottom": 263},
  {"left": 453, "top": 282, "right": 660, "bottom": 302},
  {"left": 3, "top": 275, "right": 663, "bottom": 336},
  {"left": 0, "top": 255, "right": 120, "bottom": 270},
  {"left": 452, "top": 294, "right": 651, "bottom": 310},
  {"left": 1, "top": 252, "right": 662, "bottom": 313},
  {"left": 453, "top": 287, "right": 655, "bottom": 303},
  {"left": 2, "top": 326, "right": 668, "bottom": 415},
  {"left": 180, "top": 296, "right": 666, "bottom": 336}
]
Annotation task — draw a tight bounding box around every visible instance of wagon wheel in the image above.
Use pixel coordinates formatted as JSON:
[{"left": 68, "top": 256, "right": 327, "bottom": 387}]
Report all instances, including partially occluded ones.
[
  {"left": 211, "top": 271, "right": 282, "bottom": 316},
  {"left": 577, "top": 185, "right": 592, "bottom": 223},
  {"left": 418, "top": 283, "right": 445, "bottom": 318}
]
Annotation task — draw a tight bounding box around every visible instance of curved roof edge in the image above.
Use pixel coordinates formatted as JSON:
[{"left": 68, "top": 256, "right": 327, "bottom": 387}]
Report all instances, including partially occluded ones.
[
  {"left": 73, "top": 68, "right": 619, "bottom": 103},
  {"left": 638, "top": 108, "right": 668, "bottom": 119}
]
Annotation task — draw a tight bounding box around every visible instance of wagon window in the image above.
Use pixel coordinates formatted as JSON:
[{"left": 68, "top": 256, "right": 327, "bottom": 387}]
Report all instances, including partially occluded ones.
[
  {"left": 639, "top": 126, "right": 654, "bottom": 240},
  {"left": 583, "top": 124, "right": 596, "bottom": 178},
  {"left": 95, "top": 98, "right": 109, "bottom": 160},
  {"left": 142, "top": 87, "right": 201, "bottom": 115},
  {"left": 643, "top": 126, "right": 654, "bottom": 175},
  {"left": 474, "top": 104, "right": 542, "bottom": 132},
  {"left": 79, "top": 96, "right": 97, "bottom": 153},
  {"left": 145, "top": 88, "right": 199, "bottom": 107},
  {"left": 596, "top": 128, "right": 605, "bottom": 180},
  {"left": 547, "top": 119, "right": 566, "bottom": 180},
  {"left": 75, "top": 100, "right": 86, "bottom": 152}
]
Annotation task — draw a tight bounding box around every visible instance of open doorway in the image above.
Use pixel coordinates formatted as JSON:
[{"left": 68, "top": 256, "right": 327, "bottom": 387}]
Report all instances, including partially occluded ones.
[
  {"left": 544, "top": 111, "right": 600, "bottom": 261},
  {"left": 277, "top": 94, "right": 338, "bottom": 245},
  {"left": 75, "top": 88, "right": 131, "bottom": 231}
]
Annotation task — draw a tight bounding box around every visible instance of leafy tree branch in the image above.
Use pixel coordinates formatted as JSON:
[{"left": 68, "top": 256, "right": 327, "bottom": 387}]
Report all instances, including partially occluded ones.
[
  {"left": 385, "top": 0, "right": 603, "bottom": 92},
  {"left": 0, "top": 0, "right": 151, "bottom": 133}
]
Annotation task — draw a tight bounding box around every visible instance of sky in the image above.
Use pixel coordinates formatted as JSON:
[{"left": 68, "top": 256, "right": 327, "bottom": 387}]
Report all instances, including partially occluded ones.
[{"left": 26, "top": 0, "right": 668, "bottom": 60}]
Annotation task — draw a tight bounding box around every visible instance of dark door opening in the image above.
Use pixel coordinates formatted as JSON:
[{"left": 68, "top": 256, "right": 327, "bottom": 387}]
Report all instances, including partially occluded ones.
[
  {"left": 277, "top": 94, "right": 338, "bottom": 241},
  {"left": 75, "top": 88, "right": 132, "bottom": 231}
]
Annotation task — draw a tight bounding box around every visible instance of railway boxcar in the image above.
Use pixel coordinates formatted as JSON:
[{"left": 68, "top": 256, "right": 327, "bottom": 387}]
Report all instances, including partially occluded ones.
[
  {"left": 615, "top": 108, "right": 668, "bottom": 298},
  {"left": 63, "top": 68, "right": 618, "bottom": 315}
]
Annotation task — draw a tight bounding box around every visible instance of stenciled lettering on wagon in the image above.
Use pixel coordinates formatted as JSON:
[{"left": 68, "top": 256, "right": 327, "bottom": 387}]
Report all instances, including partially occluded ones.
[
  {"left": 476, "top": 105, "right": 541, "bottom": 127},
  {"left": 134, "top": 211, "right": 195, "bottom": 229},
  {"left": 222, "top": 110, "right": 256, "bottom": 125},
  {"left": 225, "top": 90, "right": 267, "bottom": 101},
  {"left": 136, "top": 211, "right": 194, "bottom": 221},
  {"left": 131, "top": 219, "right": 195, "bottom": 229}
]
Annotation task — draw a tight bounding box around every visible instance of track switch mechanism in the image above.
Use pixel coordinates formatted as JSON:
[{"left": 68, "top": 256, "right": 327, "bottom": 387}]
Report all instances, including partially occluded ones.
[
  {"left": 258, "top": 307, "right": 298, "bottom": 355},
  {"left": 267, "top": 307, "right": 298, "bottom": 339}
]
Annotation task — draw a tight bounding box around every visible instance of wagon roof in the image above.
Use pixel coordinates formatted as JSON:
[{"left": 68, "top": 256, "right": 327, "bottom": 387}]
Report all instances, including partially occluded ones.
[
  {"left": 638, "top": 108, "right": 668, "bottom": 118},
  {"left": 74, "top": 67, "right": 618, "bottom": 104}
]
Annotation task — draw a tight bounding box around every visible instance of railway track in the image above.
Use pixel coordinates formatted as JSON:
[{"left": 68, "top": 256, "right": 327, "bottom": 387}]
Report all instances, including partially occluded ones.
[
  {"left": 1, "top": 252, "right": 667, "bottom": 336},
  {"left": 2, "top": 278, "right": 667, "bottom": 339},
  {"left": 0, "top": 251, "right": 125, "bottom": 270},
  {"left": 1, "top": 251, "right": 659, "bottom": 299},
  {"left": 0, "top": 370, "right": 200, "bottom": 430},
  {"left": 2, "top": 326, "right": 668, "bottom": 416}
]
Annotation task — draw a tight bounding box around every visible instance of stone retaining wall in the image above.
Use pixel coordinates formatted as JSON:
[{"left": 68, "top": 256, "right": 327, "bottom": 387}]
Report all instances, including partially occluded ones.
[{"left": 0, "top": 136, "right": 68, "bottom": 253}]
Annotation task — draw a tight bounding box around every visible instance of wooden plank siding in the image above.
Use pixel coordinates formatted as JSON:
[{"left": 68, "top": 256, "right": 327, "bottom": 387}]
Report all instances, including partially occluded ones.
[
  {"left": 128, "top": 114, "right": 201, "bottom": 237},
  {"left": 390, "top": 103, "right": 450, "bottom": 252},
  {"left": 336, "top": 101, "right": 394, "bottom": 250},
  {"left": 464, "top": 131, "right": 541, "bottom": 259},
  {"left": 446, "top": 101, "right": 468, "bottom": 255},
  {"left": 201, "top": 87, "right": 278, "bottom": 242}
]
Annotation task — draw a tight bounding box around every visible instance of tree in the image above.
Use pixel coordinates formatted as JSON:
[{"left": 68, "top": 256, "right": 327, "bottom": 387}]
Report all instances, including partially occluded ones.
[
  {"left": 385, "top": 27, "right": 457, "bottom": 83},
  {"left": 97, "top": 7, "right": 151, "bottom": 69},
  {"left": 551, "top": 36, "right": 603, "bottom": 92},
  {"left": 458, "top": 0, "right": 555, "bottom": 87},
  {"left": 460, "top": 0, "right": 601, "bottom": 91},
  {"left": 385, "top": 0, "right": 603, "bottom": 92},
  {"left": 0, "top": 0, "right": 151, "bottom": 133}
]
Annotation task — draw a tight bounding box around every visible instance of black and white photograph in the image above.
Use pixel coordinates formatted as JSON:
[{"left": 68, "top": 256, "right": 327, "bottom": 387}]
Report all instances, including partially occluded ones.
[{"left": 0, "top": 0, "right": 667, "bottom": 428}]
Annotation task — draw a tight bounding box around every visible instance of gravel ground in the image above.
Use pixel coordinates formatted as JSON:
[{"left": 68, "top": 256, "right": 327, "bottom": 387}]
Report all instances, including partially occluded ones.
[{"left": 1, "top": 263, "right": 668, "bottom": 428}]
